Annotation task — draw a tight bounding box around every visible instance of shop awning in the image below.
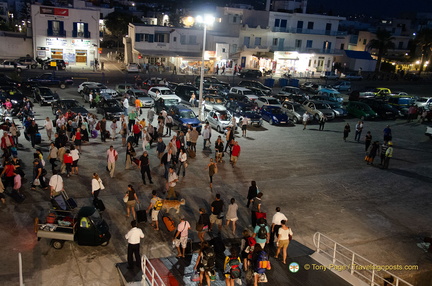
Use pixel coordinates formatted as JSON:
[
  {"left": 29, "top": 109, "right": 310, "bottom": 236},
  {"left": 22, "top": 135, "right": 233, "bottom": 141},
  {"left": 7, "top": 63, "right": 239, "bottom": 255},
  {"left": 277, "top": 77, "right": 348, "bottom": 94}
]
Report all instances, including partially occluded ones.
[{"left": 136, "top": 49, "right": 201, "bottom": 58}]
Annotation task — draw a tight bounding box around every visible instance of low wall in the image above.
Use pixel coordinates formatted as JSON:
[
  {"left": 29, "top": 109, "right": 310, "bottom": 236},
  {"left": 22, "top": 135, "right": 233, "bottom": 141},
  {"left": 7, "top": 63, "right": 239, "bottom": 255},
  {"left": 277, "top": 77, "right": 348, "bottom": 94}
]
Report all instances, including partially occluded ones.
[{"left": 0, "top": 34, "right": 33, "bottom": 59}]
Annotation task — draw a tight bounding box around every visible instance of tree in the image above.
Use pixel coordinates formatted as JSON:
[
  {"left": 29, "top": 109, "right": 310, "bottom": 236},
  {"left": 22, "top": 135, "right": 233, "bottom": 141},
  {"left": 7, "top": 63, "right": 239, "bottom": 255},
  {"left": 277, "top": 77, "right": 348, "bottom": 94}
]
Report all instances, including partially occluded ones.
[
  {"left": 414, "top": 28, "right": 432, "bottom": 75},
  {"left": 104, "top": 12, "right": 142, "bottom": 48},
  {"left": 366, "top": 29, "right": 396, "bottom": 72}
]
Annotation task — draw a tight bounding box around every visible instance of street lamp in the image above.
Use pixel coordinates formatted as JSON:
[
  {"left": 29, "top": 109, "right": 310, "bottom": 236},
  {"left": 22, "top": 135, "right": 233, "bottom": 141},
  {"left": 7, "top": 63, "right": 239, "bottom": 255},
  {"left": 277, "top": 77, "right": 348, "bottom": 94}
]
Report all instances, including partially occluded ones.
[{"left": 196, "top": 15, "right": 215, "bottom": 121}]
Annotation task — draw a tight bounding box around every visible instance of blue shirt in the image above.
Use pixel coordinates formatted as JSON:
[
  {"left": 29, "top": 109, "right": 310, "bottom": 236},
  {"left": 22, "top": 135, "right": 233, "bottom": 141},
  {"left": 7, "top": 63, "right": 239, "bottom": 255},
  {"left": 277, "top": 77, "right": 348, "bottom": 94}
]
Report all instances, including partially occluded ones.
[{"left": 253, "top": 225, "right": 270, "bottom": 244}]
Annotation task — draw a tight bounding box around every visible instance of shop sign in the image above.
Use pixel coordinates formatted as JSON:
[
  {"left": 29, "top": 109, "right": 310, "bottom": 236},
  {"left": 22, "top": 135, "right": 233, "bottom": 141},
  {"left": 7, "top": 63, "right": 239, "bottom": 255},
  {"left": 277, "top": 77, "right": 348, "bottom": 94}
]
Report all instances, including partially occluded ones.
[{"left": 46, "top": 38, "right": 67, "bottom": 46}]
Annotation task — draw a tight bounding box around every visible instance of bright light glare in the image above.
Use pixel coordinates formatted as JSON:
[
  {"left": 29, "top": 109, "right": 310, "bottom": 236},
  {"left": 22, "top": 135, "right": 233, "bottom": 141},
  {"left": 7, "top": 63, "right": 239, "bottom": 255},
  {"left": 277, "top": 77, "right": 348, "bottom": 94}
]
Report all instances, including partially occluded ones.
[{"left": 196, "top": 15, "right": 215, "bottom": 25}]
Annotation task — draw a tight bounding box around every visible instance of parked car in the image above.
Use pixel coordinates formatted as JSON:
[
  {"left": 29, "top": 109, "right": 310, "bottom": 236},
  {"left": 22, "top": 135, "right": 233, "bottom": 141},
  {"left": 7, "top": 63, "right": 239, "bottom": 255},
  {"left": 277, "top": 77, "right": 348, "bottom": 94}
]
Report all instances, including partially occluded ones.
[
  {"left": 225, "top": 93, "right": 250, "bottom": 103},
  {"left": 346, "top": 101, "right": 377, "bottom": 120},
  {"left": 96, "top": 99, "right": 125, "bottom": 120},
  {"left": 174, "top": 84, "right": 199, "bottom": 104},
  {"left": 229, "top": 87, "right": 261, "bottom": 100},
  {"left": 115, "top": 83, "right": 135, "bottom": 95},
  {"left": 126, "top": 63, "right": 140, "bottom": 73},
  {"left": 238, "top": 80, "right": 272, "bottom": 95},
  {"left": 203, "top": 95, "right": 225, "bottom": 112},
  {"left": 387, "top": 96, "right": 415, "bottom": 117},
  {"left": 359, "top": 98, "right": 400, "bottom": 119},
  {"left": 349, "top": 90, "right": 377, "bottom": 101},
  {"left": 43, "top": 59, "right": 67, "bottom": 70},
  {"left": 26, "top": 73, "right": 73, "bottom": 89},
  {"left": 415, "top": 97, "right": 432, "bottom": 109},
  {"left": 168, "top": 104, "right": 202, "bottom": 132},
  {"left": 0, "top": 86, "right": 25, "bottom": 114},
  {"left": 126, "top": 89, "right": 150, "bottom": 106},
  {"left": 17, "top": 57, "right": 38, "bottom": 69},
  {"left": 315, "top": 88, "right": 343, "bottom": 103},
  {"left": 281, "top": 101, "right": 309, "bottom": 124},
  {"left": 154, "top": 96, "right": 181, "bottom": 114},
  {"left": 260, "top": 105, "right": 289, "bottom": 125},
  {"left": 52, "top": 99, "right": 89, "bottom": 117},
  {"left": 206, "top": 105, "right": 233, "bottom": 133},
  {"left": 238, "top": 69, "right": 262, "bottom": 78},
  {"left": 300, "top": 82, "right": 320, "bottom": 93},
  {"left": 342, "top": 73, "right": 363, "bottom": 81},
  {"left": 32, "top": 86, "right": 59, "bottom": 106},
  {"left": 77, "top": 82, "right": 106, "bottom": 94},
  {"left": 320, "top": 71, "right": 339, "bottom": 80},
  {"left": 81, "top": 85, "right": 105, "bottom": 102},
  {"left": 278, "top": 86, "right": 309, "bottom": 102},
  {"left": 332, "top": 81, "right": 352, "bottom": 91},
  {"left": 256, "top": 96, "right": 281, "bottom": 108},
  {"left": 225, "top": 100, "right": 263, "bottom": 127},
  {"left": 0, "top": 74, "right": 21, "bottom": 87},
  {"left": 195, "top": 76, "right": 230, "bottom": 90},
  {"left": 147, "top": 86, "right": 176, "bottom": 100},
  {"left": 303, "top": 100, "right": 335, "bottom": 121},
  {"left": 0, "top": 60, "right": 27, "bottom": 72},
  {"left": 99, "top": 89, "right": 119, "bottom": 100},
  {"left": 320, "top": 101, "right": 348, "bottom": 118}
]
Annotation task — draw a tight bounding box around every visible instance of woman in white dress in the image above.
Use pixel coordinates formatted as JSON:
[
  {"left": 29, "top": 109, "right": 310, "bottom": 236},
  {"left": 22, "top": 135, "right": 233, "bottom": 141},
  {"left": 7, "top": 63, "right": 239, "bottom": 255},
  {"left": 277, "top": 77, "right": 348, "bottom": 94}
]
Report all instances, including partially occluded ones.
[
  {"left": 226, "top": 198, "right": 239, "bottom": 235},
  {"left": 141, "top": 129, "right": 150, "bottom": 151}
]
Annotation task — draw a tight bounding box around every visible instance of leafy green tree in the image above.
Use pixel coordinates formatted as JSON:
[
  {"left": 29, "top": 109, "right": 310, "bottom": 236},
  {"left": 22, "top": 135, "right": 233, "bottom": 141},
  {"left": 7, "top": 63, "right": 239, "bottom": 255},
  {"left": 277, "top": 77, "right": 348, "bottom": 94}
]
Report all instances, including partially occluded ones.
[
  {"left": 414, "top": 28, "right": 432, "bottom": 74},
  {"left": 367, "top": 29, "right": 396, "bottom": 72}
]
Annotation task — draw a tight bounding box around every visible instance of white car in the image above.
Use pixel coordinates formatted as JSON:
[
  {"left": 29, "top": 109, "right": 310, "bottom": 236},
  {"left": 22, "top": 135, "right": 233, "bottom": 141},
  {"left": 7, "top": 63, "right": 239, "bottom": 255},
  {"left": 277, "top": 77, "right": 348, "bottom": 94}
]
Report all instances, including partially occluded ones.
[
  {"left": 0, "top": 60, "right": 28, "bottom": 72},
  {"left": 256, "top": 96, "right": 281, "bottom": 108},
  {"left": 147, "top": 87, "right": 178, "bottom": 100},
  {"left": 206, "top": 105, "right": 233, "bottom": 133},
  {"left": 99, "top": 89, "right": 119, "bottom": 100},
  {"left": 77, "top": 82, "right": 105, "bottom": 93},
  {"left": 126, "top": 63, "right": 140, "bottom": 73},
  {"left": 415, "top": 97, "right": 432, "bottom": 109}
]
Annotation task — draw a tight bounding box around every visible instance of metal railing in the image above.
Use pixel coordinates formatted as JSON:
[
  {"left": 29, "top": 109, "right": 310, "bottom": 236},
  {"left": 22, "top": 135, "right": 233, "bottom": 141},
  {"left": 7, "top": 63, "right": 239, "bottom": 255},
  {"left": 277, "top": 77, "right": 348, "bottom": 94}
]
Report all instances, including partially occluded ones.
[
  {"left": 141, "top": 255, "right": 166, "bottom": 286},
  {"left": 313, "top": 232, "right": 414, "bottom": 286}
]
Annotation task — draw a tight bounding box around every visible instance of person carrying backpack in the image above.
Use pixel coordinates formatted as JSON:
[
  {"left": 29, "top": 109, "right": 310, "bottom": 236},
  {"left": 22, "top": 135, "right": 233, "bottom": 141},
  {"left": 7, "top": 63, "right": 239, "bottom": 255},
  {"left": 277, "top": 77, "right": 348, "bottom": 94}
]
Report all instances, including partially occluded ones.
[
  {"left": 252, "top": 218, "right": 270, "bottom": 249},
  {"left": 240, "top": 229, "right": 256, "bottom": 271},
  {"left": 147, "top": 190, "right": 162, "bottom": 230},
  {"left": 252, "top": 244, "right": 271, "bottom": 286},
  {"left": 194, "top": 241, "right": 215, "bottom": 286},
  {"left": 224, "top": 247, "right": 242, "bottom": 286}
]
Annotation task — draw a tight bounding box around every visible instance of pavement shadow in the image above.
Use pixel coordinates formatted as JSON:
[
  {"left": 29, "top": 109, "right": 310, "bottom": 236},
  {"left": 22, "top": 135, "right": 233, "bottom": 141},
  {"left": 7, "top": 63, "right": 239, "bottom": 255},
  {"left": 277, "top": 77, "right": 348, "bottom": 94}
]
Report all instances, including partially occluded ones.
[{"left": 388, "top": 168, "right": 432, "bottom": 184}]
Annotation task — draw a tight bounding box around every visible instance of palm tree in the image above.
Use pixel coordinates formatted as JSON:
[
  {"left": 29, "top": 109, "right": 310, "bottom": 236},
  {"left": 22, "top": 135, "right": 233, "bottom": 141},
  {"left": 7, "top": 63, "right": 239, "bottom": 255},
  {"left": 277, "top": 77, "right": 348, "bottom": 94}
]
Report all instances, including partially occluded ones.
[
  {"left": 415, "top": 28, "right": 432, "bottom": 75},
  {"left": 366, "top": 29, "right": 396, "bottom": 72}
]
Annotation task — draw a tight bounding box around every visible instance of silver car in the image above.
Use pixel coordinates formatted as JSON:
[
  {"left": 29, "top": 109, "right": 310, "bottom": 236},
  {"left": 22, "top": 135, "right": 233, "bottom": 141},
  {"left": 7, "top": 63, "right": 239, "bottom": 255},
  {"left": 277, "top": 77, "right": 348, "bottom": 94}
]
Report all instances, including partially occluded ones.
[
  {"left": 281, "top": 101, "right": 308, "bottom": 124},
  {"left": 206, "top": 106, "right": 233, "bottom": 133}
]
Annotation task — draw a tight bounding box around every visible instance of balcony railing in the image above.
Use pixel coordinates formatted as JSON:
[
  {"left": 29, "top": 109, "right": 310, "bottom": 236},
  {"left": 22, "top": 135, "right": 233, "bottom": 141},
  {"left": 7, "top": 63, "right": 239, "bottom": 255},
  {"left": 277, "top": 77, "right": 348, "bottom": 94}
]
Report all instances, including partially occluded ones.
[{"left": 272, "top": 27, "right": 347, "bottom": 36}]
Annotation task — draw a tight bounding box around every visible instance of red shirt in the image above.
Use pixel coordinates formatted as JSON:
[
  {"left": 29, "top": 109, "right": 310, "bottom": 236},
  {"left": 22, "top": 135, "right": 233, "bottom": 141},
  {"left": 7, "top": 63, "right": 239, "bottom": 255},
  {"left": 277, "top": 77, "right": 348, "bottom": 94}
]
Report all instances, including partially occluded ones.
[
  {"left": 64, "top": 154, "right": 73, "bottom": 164},
  {"left": 75, "top": 131, "right": 81, "bottom": 140},
  {"left": 231, "top": 145, "right": 241, "bottom": 156},
  {"left": 133, "top": 124, "right": 141, "bottom": 134},
  {"left": 4, "top": 164, "right": 15, "bottom": 177}
]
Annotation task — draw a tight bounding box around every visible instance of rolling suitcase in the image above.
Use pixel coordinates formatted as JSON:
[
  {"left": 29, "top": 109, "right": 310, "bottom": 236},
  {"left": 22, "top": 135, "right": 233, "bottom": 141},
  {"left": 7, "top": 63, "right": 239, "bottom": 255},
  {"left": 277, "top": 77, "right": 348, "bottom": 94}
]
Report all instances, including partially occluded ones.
[
  {"left": 137, "top": 206, "right": 147, "bottom": 223},
  {"left": 35, "top": 132, "right": 42, "bottom": 144},
  {"left": 9, "top": 189, "right": 25, "bottom": 203},
  {"left": 91, "top": 130, "right": 98, "bottom": 138},
  {"left": 93, "top": 198, "right": 106, "bottom": 212},
  {"left": 163, "top": 215, "right": 175, "bottom": 232},
  {"left": 62, "top": 190, "right": 77, "bottom": 209},
  {"left": 51, "top": 194, "right": 68, "bottom": 210}
]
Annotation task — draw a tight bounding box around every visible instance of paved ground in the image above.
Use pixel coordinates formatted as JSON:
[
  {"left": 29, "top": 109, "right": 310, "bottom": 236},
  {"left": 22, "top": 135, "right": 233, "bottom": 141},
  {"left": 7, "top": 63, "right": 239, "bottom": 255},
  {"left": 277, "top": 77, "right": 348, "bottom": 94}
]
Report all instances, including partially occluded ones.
[{"left": 1, "top": 63, "right": 432, "bottom": 285}]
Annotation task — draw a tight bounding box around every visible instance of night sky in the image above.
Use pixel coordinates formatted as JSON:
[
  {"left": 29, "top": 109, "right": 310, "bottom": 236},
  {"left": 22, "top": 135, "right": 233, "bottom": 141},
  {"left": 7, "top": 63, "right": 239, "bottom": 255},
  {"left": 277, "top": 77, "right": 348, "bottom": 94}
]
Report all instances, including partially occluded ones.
[{"left": 307, "top": 0, "right": 432, "bottom": 17}]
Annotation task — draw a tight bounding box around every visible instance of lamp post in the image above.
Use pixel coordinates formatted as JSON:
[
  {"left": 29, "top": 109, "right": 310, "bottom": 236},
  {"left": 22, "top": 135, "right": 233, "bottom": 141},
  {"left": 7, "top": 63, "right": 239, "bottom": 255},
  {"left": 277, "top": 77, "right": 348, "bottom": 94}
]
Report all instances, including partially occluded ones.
[{"left": 196, "top": 15, "right": 215, "bottom": 122}]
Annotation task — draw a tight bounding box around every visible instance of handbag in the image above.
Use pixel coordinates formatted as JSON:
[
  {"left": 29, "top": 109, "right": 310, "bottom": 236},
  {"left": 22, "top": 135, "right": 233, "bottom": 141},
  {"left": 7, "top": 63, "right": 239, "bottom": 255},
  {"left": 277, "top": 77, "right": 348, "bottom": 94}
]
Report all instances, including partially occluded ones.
[
  {"left": 184, "top": 162, "right": 188, "bottom": 168},
  {"left": 191, "top": 271, "right": 200, "bottom": 282},
  {"left": 258, "top": 273, "right": 268, "bottom": 283},
  {"left": 33, "top": 178, "right": 40, "bottom": 186},
  {"left": 123, "top": 193, "right": 128, "bottom": 203},
  {"left": 256, "top": 212, "right": 266, "bottom": 220},
  {"left": 217, "top": 212, "right": 225, "bottom": 219},
  {"left": 145, "top": 143, "right": 151, "bottom": 150},
  {"left": 174, "top": 221, "right": 186, "bottom": 240}
]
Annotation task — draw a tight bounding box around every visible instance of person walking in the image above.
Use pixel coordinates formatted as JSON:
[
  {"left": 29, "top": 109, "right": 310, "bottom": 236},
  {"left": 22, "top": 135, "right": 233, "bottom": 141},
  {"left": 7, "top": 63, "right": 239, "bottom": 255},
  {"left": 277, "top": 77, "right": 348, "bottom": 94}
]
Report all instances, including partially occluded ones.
[
  {"left": 383, "top": 125, "right": 392, "bottom": 142},
  {"left": 194, "top": 241, "right": 215, "bottom": 286},
  {"left": 91, "top": 173, "right": 104, "bottom": 199},
  {"left": 253, "top": 218, "right": 270, "bottom": 249},
  {"left": 106, "top": 145, "right": 118, "bottom": 178},
  {"left": 189, "top": 127, "right": 199, "bottom": 152},
  {"left": 125, "top": 141, "right": 136, "bottom": 170},
  {"left": 165, "top": 114, "right": 174, "bottom": 137},
  {"left": 210, "top": 194, "right": 224, "bottom": 235},
  {"left": 196, "top": 208, "right": 210, "bottom": 243},
  {"left": 173, "top": 216, "right": 191, "bottom": 258},
  {"left": 366, "top": 141, "right": 380, "bottom": 165},
  {"left": 343, "top": 123, "right": 351, "bottom": 142},
  {"left": 383, "top": 141, "right": 394, "bottom": 169},
  {"left": 138, "top": 151, "right": 153, "bottom": 184},
  {"left": 121, "top": 122, "right": 128, "bottom": 147},
  {"left": 226, "top": 198, "right": 239, "bottom": 235},
  {"left": 110, "top": 119, "right": 118, "bottom": 140},
  {"left": 247, "top": 181, "right": 258, "bottom": 208},
  {"left": 100, "top": 117, "right": 107, "bottom": 142},
  {"left": 48, "top": 170, "right": 64, "bottom": 197},
  {"left": 202, "top": 124, "right": 211, "bottom": 150},
  {"left": 26, "top": 120, "right": 39, "bottom": 148},
  {"left": 161, "top": 149, "right": 174, "bottom": 179},
  {"left": 224, "top": 126, "right": 234, "bottom": 152},
  {"left": 215, "top": 137, "right": 224, "bottom": 163},
  {"left": 223, "top": 247, "right": 242, "bottom": 286},
  {"left": 318, "top": 115, "right": 326, "bottom": 131},
  {"left": 379, "top": 141, "right": 389, "bottom": 166},
  {"left": 251, "top": 192, "right": 263, "bottom": 228},
  {"left": 177, "top": 148, "right": 187, "bottom": 177},
  {"left": 271, "top": 207, "right": 288, "bottom": 247},
  {"left": 241, "top": 117, "right": 248, "bottom": 137},
  {"left": 167, "top": 167, "right": 178, "bottom": 200},
  {"left": 124, "top": 184, "right": 139, "bottom": 219},
  {"left": 365, "top": 131, "right": 372, "bottom": 152},
  {"left": 63, "top": 149, "right": 73, "bottom": 177},
  {"left": 44, "top": 117, "right": 54, "bottom": 141},
  {"left": 147, "top": 190, "right": 162, "bottom": 230},
  {"left": 189, "top": 92, "right": 196, "bottom": 107},
  {"left": 206, "top": 158, "right": 217, "bottom": 190},
  {"left": 147, "top": 108, "right": 155, "bottom": 125},
  {"left": 125, "top": 220, "right": 144, "bottom": 270},
  {"left": 302, "top": 112, "right": 309, "bottom": 130},
  {"left": 47, "top": 142, "right": 58, "bottom": 172},
  {"left": 230, "top": 141, "right": 241, "bottom": 167},
  {"left": 275, "top": 220, "right": 293, "bottom": 265},
  {"left": 354, "top": 121, "right": 363, "bottom": 142},
  {"left": 70, "top": 145, "right": 79, "bottom": 175}
]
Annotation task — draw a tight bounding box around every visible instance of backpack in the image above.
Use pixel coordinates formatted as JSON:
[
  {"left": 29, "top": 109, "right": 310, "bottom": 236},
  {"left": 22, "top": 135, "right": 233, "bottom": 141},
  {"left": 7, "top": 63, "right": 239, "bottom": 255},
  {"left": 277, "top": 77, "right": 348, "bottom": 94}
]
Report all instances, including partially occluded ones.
[
  {"left": 95, "top": 121, "right": 101, "bottom": 131},
  {"left": 245, "top": 236, "right": 256, "bottom": 253},
  {"left": 201, "top": 246, "right": 215, "bottom": 270},
  {"left": 154, "top": 199, "right": 163, "bottom": 211},
  {"left": 257, "top": 224, "right": 267, "bottom": 239},
  {"left": 227, "top": 256, "right": 241, "bottom": 279},
  {"left": 255, "top": 251, "right": 271, "bottom": 274}
]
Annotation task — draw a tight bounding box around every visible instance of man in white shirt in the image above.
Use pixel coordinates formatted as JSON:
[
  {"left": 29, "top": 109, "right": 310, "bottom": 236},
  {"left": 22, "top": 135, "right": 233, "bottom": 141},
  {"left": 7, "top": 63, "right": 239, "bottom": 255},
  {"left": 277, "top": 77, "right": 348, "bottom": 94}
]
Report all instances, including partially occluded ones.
[
  {"left": 167, "top": 167, "right": 178, "bottom": 200},
  {"left": 241, "top": 117, "right": 248, "bottom": 137},
  {"left": 165, "top": 115, "right": 173, "bottom": 137},
  {"left": 123, "top": 97, "right": 129, "bottom": 116},
  {"left": 49, "top": 170, "right": 64, "bottom": 197},
  {"left": 125, "top": 220, "right": 144, "bottom": 269},
  {"left": 106, "top": 145, "right": 118, "bottom": 178},
  {"left": 201, "top": 124, "right": 211, "bottom": 150},
  {"left": 271, "top": 207, "right": 288, "bottom": 246},
  {"left": 302, "top": 112, "right": 309, "bottom": 130},
  {"left": 173, "top": 217, "right": 191, "bottom": 258}
]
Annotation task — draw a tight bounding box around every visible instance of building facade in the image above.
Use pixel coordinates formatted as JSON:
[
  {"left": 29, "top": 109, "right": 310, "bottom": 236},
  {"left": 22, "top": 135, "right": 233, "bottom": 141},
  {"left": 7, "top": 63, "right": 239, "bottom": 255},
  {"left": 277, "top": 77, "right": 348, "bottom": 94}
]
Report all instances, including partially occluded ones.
[{"left": 31, "top": 4, "right": 100, "bottom": 67}]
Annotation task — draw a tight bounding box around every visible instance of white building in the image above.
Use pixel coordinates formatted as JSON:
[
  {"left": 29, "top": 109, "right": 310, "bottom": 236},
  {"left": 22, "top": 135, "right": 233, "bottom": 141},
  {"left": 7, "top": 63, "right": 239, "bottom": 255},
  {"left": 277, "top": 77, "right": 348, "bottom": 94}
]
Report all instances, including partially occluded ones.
[{"left": 31, "top": 4, "right": 100, "bottom": 66}]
